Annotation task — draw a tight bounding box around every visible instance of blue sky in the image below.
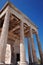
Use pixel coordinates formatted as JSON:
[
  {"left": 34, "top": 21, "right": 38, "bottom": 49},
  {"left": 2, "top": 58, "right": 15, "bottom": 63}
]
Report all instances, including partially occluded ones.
[{"left": 0, "top": 0, "right": 43, "bottom": 62}]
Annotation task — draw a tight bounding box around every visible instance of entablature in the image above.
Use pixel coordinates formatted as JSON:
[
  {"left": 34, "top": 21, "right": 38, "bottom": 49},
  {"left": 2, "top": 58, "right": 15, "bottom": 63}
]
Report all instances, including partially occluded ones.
[{"left": 0, "top": 2, "right": 38, "bottom": 35}]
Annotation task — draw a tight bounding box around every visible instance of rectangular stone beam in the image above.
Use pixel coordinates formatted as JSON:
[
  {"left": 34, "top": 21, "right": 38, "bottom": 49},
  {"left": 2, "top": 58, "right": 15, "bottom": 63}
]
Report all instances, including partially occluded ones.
[{"left": 10, "top": 25, "right": 20, "bottom": 32}]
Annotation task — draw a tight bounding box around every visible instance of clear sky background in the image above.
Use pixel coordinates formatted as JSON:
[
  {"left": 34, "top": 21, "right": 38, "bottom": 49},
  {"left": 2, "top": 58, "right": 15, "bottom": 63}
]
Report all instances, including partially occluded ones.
[{"left": 0, "top": 0, "right": 43, "bottom": 62}]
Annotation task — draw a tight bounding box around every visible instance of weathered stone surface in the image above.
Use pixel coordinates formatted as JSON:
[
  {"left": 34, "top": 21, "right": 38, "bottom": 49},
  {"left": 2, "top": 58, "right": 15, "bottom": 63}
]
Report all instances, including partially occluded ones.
[
  {"left": 0, "top": 1, "right": 43, "bottom": 65},
  {"left": 36, "top": 33, "right": 43, "bottom": 64},
  {"left": 5, "top": 44, "right": 11, "bottom": 64},
  {"left": 0, "top": 7, "right": 10, "bottom": 63},
  {"left": 29, "top": 27, "right": 38, "bottom": 63}
]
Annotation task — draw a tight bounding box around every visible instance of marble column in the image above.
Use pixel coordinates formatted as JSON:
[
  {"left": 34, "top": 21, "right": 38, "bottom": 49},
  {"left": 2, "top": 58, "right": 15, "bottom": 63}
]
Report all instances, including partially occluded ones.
[
  {"left": 20, "top": 22, "right": 27, "bottom": 65},
  {"left": 11, "top": 44, "right": 15, "bottom": 64},
  {"left": 0, "top": 7, "right": 10, "bottom": 63},
  {"left": 29, "top": 27, "right": 38, "bottom": 63},
  {"left": 36, "top": 32, "right": 43, "bottom": 64},
  {"left": 28, "top": 37, "right": 32, "bottom": 64}
]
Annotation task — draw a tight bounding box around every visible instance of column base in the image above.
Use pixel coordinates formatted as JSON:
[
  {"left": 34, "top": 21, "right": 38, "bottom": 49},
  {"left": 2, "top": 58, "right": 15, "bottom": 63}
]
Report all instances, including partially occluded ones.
[
  {"left": 0, "top": 63, "right": 4, "bottom": 64},
  {"left": 0, "top": 61, "right": 5, "bottom": 65},
  {"left": 20, "top": 61, "right": 28, "bottom": 65},
  {"left": 0, "top": 62, "right": 4, "bottom": 65},
  {"left": 31, "top": 62, "right": 38, "bottom": 65},
  {"left": 0, "top": 63, "right": 13, "bottom": 65}
]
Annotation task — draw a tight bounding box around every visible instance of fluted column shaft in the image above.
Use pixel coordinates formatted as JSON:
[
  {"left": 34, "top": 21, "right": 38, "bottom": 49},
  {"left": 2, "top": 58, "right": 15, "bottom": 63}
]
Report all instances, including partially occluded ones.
[
  {"left": 20, "top": 22, "right": 26, "bottom": 62},
  {"left": 28, "top": 37, "right": 32, "bottom": 64},
  {"left": 36, "top": 33, "right": 43, "bottom": 64},
  {"left": 29, "top": 27, "right": 38, "bottom": 63},
  {"left": 0, "top": 7, "right": 10, "bottom": 63},
  {"left": 20, "top": 22, "right": 27, "bottom": 65}
]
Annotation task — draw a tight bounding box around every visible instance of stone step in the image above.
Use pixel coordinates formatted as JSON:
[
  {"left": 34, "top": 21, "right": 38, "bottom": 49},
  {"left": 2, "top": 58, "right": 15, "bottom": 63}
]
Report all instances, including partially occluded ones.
[{"left": 0, "top": 63, "right": 18, "bottom": 65}]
